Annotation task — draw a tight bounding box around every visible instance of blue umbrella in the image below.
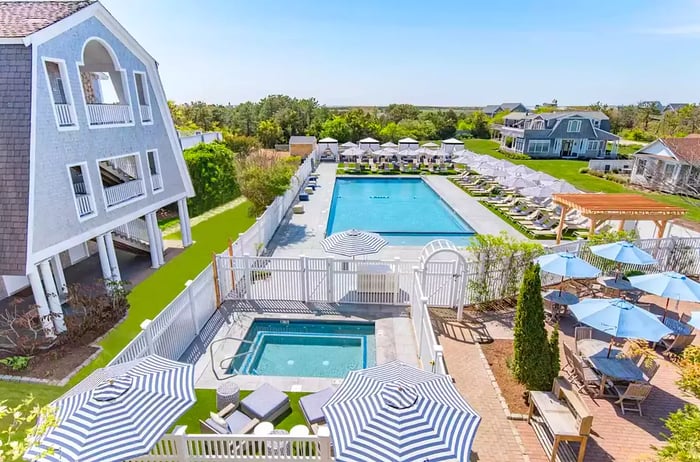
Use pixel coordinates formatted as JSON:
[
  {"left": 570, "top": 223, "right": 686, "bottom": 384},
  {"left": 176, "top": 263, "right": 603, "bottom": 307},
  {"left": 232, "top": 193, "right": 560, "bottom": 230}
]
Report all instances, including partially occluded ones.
[
  {"left": 629, "top": 271, "right": 700, "bottom": 321},
  {"left": 537, "top": 252, "right": 601, "bottom": 278},
  {"left": 688, "top": 312, "right": 700, "bottom": 329},
  {"left": 323, "top": 361, "right": 481, "bottom": 462},
  {"left": 569, "top": 298, "right": 672, "bottom": 357},
  {"left": 25, "top": 355, "right": 195, "bottom": 462},
  {"left": 589, "top": 241, "right": 657, "bottom": 266}
]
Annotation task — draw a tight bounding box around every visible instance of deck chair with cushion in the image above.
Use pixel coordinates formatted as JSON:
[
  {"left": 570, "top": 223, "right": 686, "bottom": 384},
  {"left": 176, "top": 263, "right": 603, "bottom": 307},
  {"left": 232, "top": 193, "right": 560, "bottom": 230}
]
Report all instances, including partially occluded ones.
[
  {"left": 299, "top": 387, "right": 336, "bottom": 433},
  {"left": 613, "top": 383, "right": 653, "bottom": 415}
]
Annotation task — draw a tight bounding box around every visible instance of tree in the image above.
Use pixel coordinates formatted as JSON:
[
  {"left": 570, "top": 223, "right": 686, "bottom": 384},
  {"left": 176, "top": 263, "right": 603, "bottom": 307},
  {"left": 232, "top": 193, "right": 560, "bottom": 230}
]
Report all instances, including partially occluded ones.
[
  {"left": 548, "top": 325, "right": 560, "bottom": 383},
  {"left": 1, "top": 396, "right": 57, "bottom": 462},
  {"left": 458, "top": 111, "right": 490, "bottom": 139},
  {"left": 222, "top": 133, "right": 258, "bottom": 157},
  {"left": 183, "top": 142, "right": 239, "bottom": 216},
  {"left": 512, "top": 263, "right": 556, "bottom": 391},
  {"left": 386, "top": 104, "right": 420, "bottom": 123},
  {"left": 637, "top": 101, "right": 660, "bottom": 131},
  {"left": 320, "top": 116, "right": 352, "bottom": 142},
  {"left": 235, "top": 151, "right": 296, "bottom": 217},
  {"left": 231, "top": 101, "right": 259, "bottom": 136},
  {"left": 256, "top": 119, "right": 283, "bottom": 148}
]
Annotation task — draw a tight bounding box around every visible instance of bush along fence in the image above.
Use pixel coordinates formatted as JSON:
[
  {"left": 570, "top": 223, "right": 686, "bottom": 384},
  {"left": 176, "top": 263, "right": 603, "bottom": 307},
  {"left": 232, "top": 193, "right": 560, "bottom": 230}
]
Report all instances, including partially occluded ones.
[{"left": 109, "top": 150, "right": 320, "bottom": 366}]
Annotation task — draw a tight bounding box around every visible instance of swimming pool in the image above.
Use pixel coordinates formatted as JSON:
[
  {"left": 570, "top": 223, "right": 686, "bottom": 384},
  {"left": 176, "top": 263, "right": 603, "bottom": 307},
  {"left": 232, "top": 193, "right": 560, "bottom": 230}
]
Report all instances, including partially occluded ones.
[
  {"left": 229, "top": 320, "right": 376, "bottom": 378},
  {"left": 326, "top": 177, "right": 476, "bottom": 245}
]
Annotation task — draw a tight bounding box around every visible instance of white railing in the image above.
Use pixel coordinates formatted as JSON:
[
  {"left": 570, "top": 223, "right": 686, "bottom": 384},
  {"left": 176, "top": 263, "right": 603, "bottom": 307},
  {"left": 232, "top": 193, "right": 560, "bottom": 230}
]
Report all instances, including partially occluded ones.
[
  {"left": 86, "top": 103, "right": 132, "bottom": 126},
  {"left": 104, "top": 180, "right": 144, "bottom": 207},
  {"left": 140, "top": 104, "right": 152, "bottom": 122},
  {"left": 411, "top": 270, "right": 446, "bottom": 374},
  {"left": 151, "top": 173, "right": 163, "bottom": 191},
  {"left": 179, "top": 131, "right": 223, "bottom": 150},
  {"left": 588, "top": 159, "right": 634, "bottom": 173},
  {"left": 115, "top": 218, "right": 149, "bottom": 243},
  {"left": 128, "top": 426, "right": 333, "bottom": 462},
  {"left": 74, "top": 194, "right": 93, "bottom": 217},
  {"left": 55, "top": 103, "right": 74, "bottom": 126},
  {"left": 72, "top": 181, "right": 86, "bottom": 195},
  {"left": 107, "top": 156, "right": 140, "bottom": 180}
]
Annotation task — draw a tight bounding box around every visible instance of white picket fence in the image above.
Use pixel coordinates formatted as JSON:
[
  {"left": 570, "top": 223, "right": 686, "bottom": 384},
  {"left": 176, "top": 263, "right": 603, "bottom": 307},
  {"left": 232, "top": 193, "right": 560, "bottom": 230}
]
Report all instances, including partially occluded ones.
[
  {"left": 410, "top": 270, "right": 446, "bottom": 374},
  {"left": 129, "top": 426, "right": 333, "bottom": 462}
]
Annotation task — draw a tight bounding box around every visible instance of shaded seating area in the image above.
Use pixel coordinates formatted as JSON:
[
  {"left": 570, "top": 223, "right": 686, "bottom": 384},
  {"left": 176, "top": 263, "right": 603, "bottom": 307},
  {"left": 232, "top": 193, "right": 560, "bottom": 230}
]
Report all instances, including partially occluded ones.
[{"left": 551, "top": 193, "right": 686, "bottom": 244}]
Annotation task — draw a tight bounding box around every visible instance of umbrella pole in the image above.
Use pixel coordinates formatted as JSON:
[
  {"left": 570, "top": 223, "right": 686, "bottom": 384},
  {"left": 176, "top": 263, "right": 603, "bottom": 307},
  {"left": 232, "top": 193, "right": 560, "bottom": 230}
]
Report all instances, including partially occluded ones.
[
  {"left": 607, "top": 338, "right": 614, "bottom": 358},
  {"left": 559, "top": 276, "right": 564, "bottom": 296},
  {"left": 661, "top": 298, "right": 671, "bottom": 322}
]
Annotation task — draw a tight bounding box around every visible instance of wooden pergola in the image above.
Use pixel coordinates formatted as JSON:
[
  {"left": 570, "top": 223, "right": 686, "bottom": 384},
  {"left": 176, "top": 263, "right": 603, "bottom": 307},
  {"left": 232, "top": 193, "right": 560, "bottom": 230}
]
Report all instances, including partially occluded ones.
[{"left": 552, "top": 194, "right": 687, "bottom": 243}]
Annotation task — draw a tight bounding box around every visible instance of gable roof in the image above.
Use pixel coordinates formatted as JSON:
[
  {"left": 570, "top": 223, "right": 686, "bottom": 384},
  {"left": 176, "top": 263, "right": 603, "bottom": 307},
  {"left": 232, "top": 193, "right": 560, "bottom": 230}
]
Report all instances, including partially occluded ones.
[
  {"left": 482, "top": 105, "right": 502, "bottom": 113},
  {"left": 358, "top": 137, "right": 379, "bottom": 143},
  {"left": 529, "top": 111, "right": 609, "bottom": 121},
  {"left": 660, "top": 137, "right": 700, "bottom": 164},
  {"left": 398, "top": 137, "right": 418, "bottom": 143},
  {"left": 0, "top": 0, "right": 93, "bottom": 38},
  {"left": 289, "top": 135, "right": 316, "bottom": 144},
  {"left": 318, "top": 137, "right": 337, "bottom": 143},
  {"left": 441, "top": 138, "right": 463, "bottom": 144},
  {"left": 501, "top": 102, "right": 524, "bottom": 111},
  {"left": 663, "top": 103, "right": 689, "bottom": 112},
  {"left": 504, "top": 112, "right": 528, "bottom": 120}
]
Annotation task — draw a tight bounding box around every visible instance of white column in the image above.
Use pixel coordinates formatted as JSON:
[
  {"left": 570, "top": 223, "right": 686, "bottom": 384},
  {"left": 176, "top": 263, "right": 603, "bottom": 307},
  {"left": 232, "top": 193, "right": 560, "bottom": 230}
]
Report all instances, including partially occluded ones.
[
  {"left": 104, "top": 232, "right": 121, "bottom": 282},
  {"left": 177, "top": 199, "right": 193, "bottom": 247},
  {"left": 144, "top": 212, "right": 160, "bottom": 269},
  {"left": 27, "top": 267, "right": 56, "bottom": 338},
  {"left": 50, "top": 254, "right": 68, "bottom": 300},
  {"left": 147, "top": 212, "right": 165, "bottom": 266},
  {"left": 39, "top": 260, "right": 66, "bottom": 333},
  {"left": 96, "top": 234, "right": 113, "bottom": 284}
]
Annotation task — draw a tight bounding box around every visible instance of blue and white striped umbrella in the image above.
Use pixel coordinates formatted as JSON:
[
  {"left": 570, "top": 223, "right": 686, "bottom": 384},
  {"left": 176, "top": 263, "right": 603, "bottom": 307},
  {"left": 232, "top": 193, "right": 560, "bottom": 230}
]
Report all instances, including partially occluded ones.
[
  {"left": 25, "top": 355, "right": 195, "bottom": 462},
  {"left": 321, "top": 229, "right": 387, "bottom": 257},
  {"left": 323, "top": 361, "right": 481, "bottom": 462}
]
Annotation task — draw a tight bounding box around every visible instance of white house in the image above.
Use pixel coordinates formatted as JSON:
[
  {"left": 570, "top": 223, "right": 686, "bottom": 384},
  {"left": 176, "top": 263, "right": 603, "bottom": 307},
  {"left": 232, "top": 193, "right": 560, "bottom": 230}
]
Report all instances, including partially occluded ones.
[{"left": 630, "top": 137, "right": 700, "bottom": 197}]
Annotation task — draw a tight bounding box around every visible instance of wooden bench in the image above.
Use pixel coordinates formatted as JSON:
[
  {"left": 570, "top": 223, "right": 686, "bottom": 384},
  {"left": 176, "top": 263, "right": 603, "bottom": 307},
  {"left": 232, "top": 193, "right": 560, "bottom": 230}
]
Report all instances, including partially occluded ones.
[{"left": 528, "top": 377, "right": 593, "bottom": 462}]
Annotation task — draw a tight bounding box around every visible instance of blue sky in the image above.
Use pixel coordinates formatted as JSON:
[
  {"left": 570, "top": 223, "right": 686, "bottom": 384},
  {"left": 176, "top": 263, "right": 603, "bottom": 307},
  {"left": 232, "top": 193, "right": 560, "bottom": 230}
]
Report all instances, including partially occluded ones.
[{"left": 101, "top": 0, "right": 700, "bottom": 107}]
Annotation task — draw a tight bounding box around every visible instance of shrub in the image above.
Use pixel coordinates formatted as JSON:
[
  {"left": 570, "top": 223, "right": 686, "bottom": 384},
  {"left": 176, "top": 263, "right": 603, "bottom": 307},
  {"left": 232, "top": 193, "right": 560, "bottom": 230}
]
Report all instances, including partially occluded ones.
[
  {"left": 222, "top": 133, "right": 258, "bottom": 157},
  {"left": 184, "top": 142, "right": 240, "bottom": 216},
  {"left": 619, "top": 128, "right": 656, "bottom": 142},
  {"left": 235, "top": 150, "right": 296, "bottom": 217},
  {"left": 0, "top": 355, "right": 31, "bottom": 371},
  {"left": 549, "top": 325, "right": 560, "bottom": 383},
  {"left": 579, "top": 168, "right": 589, "bottom": 174},
  {"left": 500, "top": 151, "right": 530, "bottom": 160},
  {"left": 1, "top": 396, "right": 58, "bottom": 461},
  {"left": 512, "top": 263, "right": 558, "bottom": 391}
]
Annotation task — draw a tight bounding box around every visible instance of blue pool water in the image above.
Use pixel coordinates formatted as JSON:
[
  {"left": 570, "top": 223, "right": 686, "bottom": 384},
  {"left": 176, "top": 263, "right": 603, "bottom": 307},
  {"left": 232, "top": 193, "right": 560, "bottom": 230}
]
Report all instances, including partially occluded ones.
[
  {"left": 326, "top": 177, "right": 476, "bottom": 245},
  {"left": 229, "top": 320, "right": 376, "bottom": 378}
]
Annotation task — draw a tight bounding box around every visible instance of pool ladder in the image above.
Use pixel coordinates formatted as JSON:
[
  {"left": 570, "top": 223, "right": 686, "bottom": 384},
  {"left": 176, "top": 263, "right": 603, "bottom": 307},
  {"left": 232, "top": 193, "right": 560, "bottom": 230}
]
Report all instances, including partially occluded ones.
[{"left": 209, "top": 336, "right": 257, "bottom": 381}]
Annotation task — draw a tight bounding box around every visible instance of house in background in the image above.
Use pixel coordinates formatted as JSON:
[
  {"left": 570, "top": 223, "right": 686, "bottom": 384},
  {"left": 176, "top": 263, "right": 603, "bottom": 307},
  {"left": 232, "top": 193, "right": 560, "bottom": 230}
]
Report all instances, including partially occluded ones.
[
  {"left": 630, "top": 137, "right": 700, "bottom": 197},
  {"left": 289, "top": 135, "right": 317, "bottom": 157},
  {"left": 482, "top": 102, "right": 527, "bottom": 117},
  {"left": 495, "top": 111, "right": 620, "bottom": 159},
  {"left": 0, "top": 1, "right": 194, "bottom": 335},
  {"left": 662, "top": 103, "right": 690, "bottom": 114}
]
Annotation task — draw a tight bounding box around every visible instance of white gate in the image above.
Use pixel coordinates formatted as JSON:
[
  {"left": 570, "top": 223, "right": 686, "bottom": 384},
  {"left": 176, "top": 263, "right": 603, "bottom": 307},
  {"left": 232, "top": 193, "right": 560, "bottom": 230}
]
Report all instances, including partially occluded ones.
[{"left": 420, "top": 240, "right": 468, "bottom": 318}]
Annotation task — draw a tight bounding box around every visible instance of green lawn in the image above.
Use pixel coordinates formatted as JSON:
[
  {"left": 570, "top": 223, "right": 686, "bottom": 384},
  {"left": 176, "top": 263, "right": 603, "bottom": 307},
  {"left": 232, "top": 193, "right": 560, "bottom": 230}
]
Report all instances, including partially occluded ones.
[
  {"left": 463, "top": 140, "right": 698, "bottom": 222},
  {"left": 176, "top": 389, "right": 308, "bottom": 433},
  {"left": 0, "top": 200, "right": 256, "bottom": 407}
]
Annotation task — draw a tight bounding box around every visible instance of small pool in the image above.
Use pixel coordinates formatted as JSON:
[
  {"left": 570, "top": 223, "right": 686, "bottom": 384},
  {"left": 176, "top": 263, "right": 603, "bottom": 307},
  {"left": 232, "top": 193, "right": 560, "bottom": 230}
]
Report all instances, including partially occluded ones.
[
  {"left": 326, "top": 177, "right": 475, "bottom": 245},
  {"left": 229, "top": 320, "right": 376, "bottom": 378}
]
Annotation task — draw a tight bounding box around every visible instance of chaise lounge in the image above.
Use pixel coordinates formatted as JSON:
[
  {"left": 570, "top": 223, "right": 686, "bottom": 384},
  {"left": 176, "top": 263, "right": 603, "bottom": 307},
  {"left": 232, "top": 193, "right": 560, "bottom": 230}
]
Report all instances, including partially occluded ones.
[{"left": 299, "top": 387, "right": 335, "bottom": 433}]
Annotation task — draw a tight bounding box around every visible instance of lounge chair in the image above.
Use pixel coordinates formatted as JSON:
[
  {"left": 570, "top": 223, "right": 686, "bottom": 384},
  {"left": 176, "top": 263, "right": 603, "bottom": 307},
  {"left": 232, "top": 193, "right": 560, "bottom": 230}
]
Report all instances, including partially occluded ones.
[
  {"left": 513, "top": 210, "right": 545, "bottom": 223},
  {"left": 660, "top": 333, "right": 696, "bottom": 355},
  {"left": 200, "top": 383, "right": 290, "bottom": 435},
  {"left": 571, "top": 353, "right": 603, "bottom": 395},
  {"left": 299, "top": 387, "right": 335, "bottom": 433},
  {"left": 613, "top": 383, "right": 653, "bottom": 415}
]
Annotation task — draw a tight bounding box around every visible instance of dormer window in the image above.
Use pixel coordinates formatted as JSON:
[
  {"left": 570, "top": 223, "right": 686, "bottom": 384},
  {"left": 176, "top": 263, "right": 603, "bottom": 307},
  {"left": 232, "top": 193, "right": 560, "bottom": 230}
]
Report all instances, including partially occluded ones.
[
  {"left": 43, "top": 58, "right": 78, "bottom": 130},
  {"left": 532, "top": 120, "right": 544, "bottom": 130},
  {"left": 134, "top": 72, "right": 152, "bottom": 124},
  {"left": 78, "top": 38, "right": 134, "bottom": 128},
  {"left": 567, "top": 120, "right": 582, "bottom": 132}
]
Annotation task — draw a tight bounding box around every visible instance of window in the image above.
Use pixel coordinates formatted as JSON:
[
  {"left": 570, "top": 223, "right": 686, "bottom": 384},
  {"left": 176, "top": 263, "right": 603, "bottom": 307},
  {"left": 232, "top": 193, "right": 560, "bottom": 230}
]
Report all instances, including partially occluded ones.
[
  {"left": 567, "top": 120, "right": 582, "bottom": 132},
  {"left": 593, "top": 119, "right": 600, "bottom": 128},
  {"left": 134, "top": 72, "right": 152, "bottom": 124},
  {"left": 635, "top": 159, "right": 647, "bottom": 176},
  {"left": 528, "top": 140, "right": 550, "bottom": 154},
  {"left": 146, "top": 149, "right": 162, "bottom": 192},
  {"left": 98, "top": 153, "right": 145, "bottom": 209},
  {"left": 43, "top": 58, "right": 78, "bottom": 129},
  {"left": 587, "top": 140, "right": 600, "bottom": 152},
  {"left": 664, "top": 163, "right": 676, "bottom": 181},
  {"left": 67, "top": 163, "right": 96, "bottom": 220}
]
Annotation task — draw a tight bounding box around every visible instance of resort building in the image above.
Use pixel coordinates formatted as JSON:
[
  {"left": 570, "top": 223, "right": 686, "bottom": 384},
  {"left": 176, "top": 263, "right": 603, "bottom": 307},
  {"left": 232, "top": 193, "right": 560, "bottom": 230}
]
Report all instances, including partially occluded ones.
[
  {"left": 630, "top": 137, "right": 700, "bottom": 197},
  {"left": 495, "top": 111, "right": 620, "bottom": 159},
  {"left": 289, "top": 135, "right": 317, "bottom": 157},
  {"left": 0, "top": 2, "right": 194, "bottom": 325},
  {"left": 482, "top": 102, "right": 527, "bottom": 117}
]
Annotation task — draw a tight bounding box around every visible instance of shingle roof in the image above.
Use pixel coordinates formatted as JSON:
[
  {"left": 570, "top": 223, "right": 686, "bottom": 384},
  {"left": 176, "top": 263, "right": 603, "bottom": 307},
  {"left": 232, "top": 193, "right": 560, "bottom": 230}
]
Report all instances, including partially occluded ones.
[
  {"left": 528, "top": 111, "right": 609, "bottom": 121},
  {"left": 660, "top": 137, "right": 700, "bottom": 164},
  {"left": 0, "top": 0, "right": 93, "bottom": 38},
  {"left": 289, "top": 135, "right": 316, "bottom": 144},
  {"left": 504, "top": 112, "right": 528, "bottom": 120},
  {"left": 501, "top": 103, "right": 524, "bottom": 111},
  {"left": 663, "top": 103, "right": 689, "bottom": 112},
  {"left": 482, "top": 105, "right": 502, "bottom": 113}
]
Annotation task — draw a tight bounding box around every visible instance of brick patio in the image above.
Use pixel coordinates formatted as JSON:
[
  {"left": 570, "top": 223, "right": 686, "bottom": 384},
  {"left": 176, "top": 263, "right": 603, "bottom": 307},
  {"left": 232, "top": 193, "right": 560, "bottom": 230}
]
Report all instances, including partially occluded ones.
[{"left": 436, "top": 292, "right": 700, "bottom": 462}]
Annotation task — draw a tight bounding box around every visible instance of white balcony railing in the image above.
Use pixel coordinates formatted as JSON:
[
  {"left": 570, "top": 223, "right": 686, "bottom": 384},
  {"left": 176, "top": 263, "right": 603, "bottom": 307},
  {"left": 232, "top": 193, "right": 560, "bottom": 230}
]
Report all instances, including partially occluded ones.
[
  {"left": 115, "top": 218, "right": 149, "bottom": 243},
  {"left": 74, "top": 194, "right": 94, "bottom": 217},
  {"left": 86, "top": 103, "right": 132, "bottom": 126},
  {"left": 104, "top": 180, "right": 144, "bottom": 207},
  {"left": 151, "top": 172, "right": 163, "bottom": 191},
  {"left": 55, "top": 103, "right": 75, "bottom": 127},
  {"left": 140, "top": 104, "right": 152, "bottom": 122}
]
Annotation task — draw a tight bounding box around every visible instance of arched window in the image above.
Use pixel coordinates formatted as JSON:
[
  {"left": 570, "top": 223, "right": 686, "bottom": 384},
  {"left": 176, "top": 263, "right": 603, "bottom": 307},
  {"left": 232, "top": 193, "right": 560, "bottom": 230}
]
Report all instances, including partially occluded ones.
[{"left": 79, "top": 38, "right": 133, "bottom": 126}]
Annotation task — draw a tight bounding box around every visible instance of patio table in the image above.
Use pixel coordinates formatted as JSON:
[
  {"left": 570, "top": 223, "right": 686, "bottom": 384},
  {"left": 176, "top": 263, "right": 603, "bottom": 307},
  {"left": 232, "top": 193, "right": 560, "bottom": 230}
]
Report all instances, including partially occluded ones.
[
  {"left": 597, "top": 276, "right": 633, "bottom": 292},
  {"left": 577, "top": 339, "right": 645, "bottom": 398},
  {"left": 543, "top": 290, "right": 579, "bottom": 306}
]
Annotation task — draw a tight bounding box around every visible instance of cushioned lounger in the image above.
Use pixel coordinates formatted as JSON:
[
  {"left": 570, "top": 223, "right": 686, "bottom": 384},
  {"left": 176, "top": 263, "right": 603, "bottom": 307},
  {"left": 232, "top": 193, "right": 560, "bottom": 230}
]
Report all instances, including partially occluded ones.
[
  {"left": 300, "top": 387, "right": 335, "bottom": 425},
  {"left": 203, "top": 410, "right": 254, "bottom": 434},
  {"left": 240, "top": 383, "right": 290, "bottom": 420}
]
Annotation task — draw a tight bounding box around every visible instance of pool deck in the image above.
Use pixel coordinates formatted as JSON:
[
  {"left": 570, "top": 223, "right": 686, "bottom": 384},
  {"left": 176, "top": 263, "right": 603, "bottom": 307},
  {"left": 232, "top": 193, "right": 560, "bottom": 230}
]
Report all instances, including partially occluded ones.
[
  {"left": 192, "top": 301, "right": 417, "bottom": 392},
  {"left": 267, "top": 163, "right": 523, "bottom": 260}
]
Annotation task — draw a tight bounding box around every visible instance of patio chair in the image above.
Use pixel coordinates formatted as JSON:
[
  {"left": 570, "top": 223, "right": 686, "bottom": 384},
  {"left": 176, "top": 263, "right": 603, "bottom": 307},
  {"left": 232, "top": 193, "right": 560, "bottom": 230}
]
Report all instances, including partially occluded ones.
[
  {"left": 574, "top": 327, "right": 593, "bottom": 354},
  {"left": 571, "top": 353, "right": 603, "bottom": 394},
  {"left": 621, "top": 342, "right": 643, "bottom": 366},
  {"left": 639, "top": 359, "right": 660, "bottom": 382},
  {"left": 562, "top": 343, "right": 577, "bottom": 380},
  {"left": 681, "top": 313, "right": 694, "bottom": 327},
  {"left": 660, "top": 334, "right": 696, "bottom": 355},
  {"left": 299, "top": 387, "right": 336, "bottom": 434},
  {"left": 613, "top": 382, "right": 653, "bottom": 415}
]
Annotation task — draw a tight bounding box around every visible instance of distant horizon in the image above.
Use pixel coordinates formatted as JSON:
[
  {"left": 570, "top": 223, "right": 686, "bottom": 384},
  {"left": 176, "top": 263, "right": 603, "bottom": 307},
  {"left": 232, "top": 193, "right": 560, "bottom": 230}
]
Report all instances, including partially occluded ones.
[{"left": 101, "top": 0, "right": 700, "bottom": 106}]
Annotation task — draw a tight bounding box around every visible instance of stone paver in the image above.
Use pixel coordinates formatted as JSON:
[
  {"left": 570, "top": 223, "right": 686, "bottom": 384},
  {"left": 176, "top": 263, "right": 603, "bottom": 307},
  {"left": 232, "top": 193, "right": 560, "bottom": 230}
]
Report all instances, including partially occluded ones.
[{"left": 438, "top": 323, "right": 526, "bottom": 462}]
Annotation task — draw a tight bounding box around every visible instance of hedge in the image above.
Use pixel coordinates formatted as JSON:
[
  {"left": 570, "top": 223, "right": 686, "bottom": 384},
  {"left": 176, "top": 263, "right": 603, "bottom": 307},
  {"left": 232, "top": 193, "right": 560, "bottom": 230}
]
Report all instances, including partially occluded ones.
[{"left": 183, "top": 142, "right": 240, "bottom": 216}]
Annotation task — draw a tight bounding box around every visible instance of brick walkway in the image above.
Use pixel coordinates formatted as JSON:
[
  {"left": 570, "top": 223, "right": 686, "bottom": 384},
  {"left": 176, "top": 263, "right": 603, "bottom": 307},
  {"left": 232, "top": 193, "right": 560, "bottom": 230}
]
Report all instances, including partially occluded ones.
[{"left": 437, "top": 319, "right": 526, "bottom": 462}]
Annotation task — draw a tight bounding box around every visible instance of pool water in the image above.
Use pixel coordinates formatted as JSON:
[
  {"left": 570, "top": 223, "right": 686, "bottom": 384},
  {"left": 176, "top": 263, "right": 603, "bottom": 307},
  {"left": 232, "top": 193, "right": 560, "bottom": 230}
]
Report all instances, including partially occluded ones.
[
  {"left": 229, "top": 320, "right": 376, "bottom": 378},
  {"left": 327, "top": 178, "right": 475, "bottom": 245}
]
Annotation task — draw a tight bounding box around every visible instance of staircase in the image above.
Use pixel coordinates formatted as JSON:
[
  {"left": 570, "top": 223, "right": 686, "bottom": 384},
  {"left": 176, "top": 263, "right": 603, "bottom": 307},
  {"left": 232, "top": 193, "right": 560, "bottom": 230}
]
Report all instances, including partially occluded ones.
[{"left": 113, "top": 218, "right": 150, "bottom": 255}]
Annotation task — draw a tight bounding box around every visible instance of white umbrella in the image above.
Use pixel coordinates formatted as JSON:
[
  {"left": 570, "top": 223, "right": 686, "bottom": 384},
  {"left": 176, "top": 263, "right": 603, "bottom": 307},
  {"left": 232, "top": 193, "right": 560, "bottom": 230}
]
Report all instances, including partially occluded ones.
[
  {"left": 547, "top": 180, "right": 579, "bottom": 193},
  {"left": 508, "top": 165, "right": 534, "bottom": 176},
  {"left": 502, "top": 176, "right": 536, "bottom": 189},
  {"left": 523, "top": 171, "right": 557, "bottom": 183}
]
